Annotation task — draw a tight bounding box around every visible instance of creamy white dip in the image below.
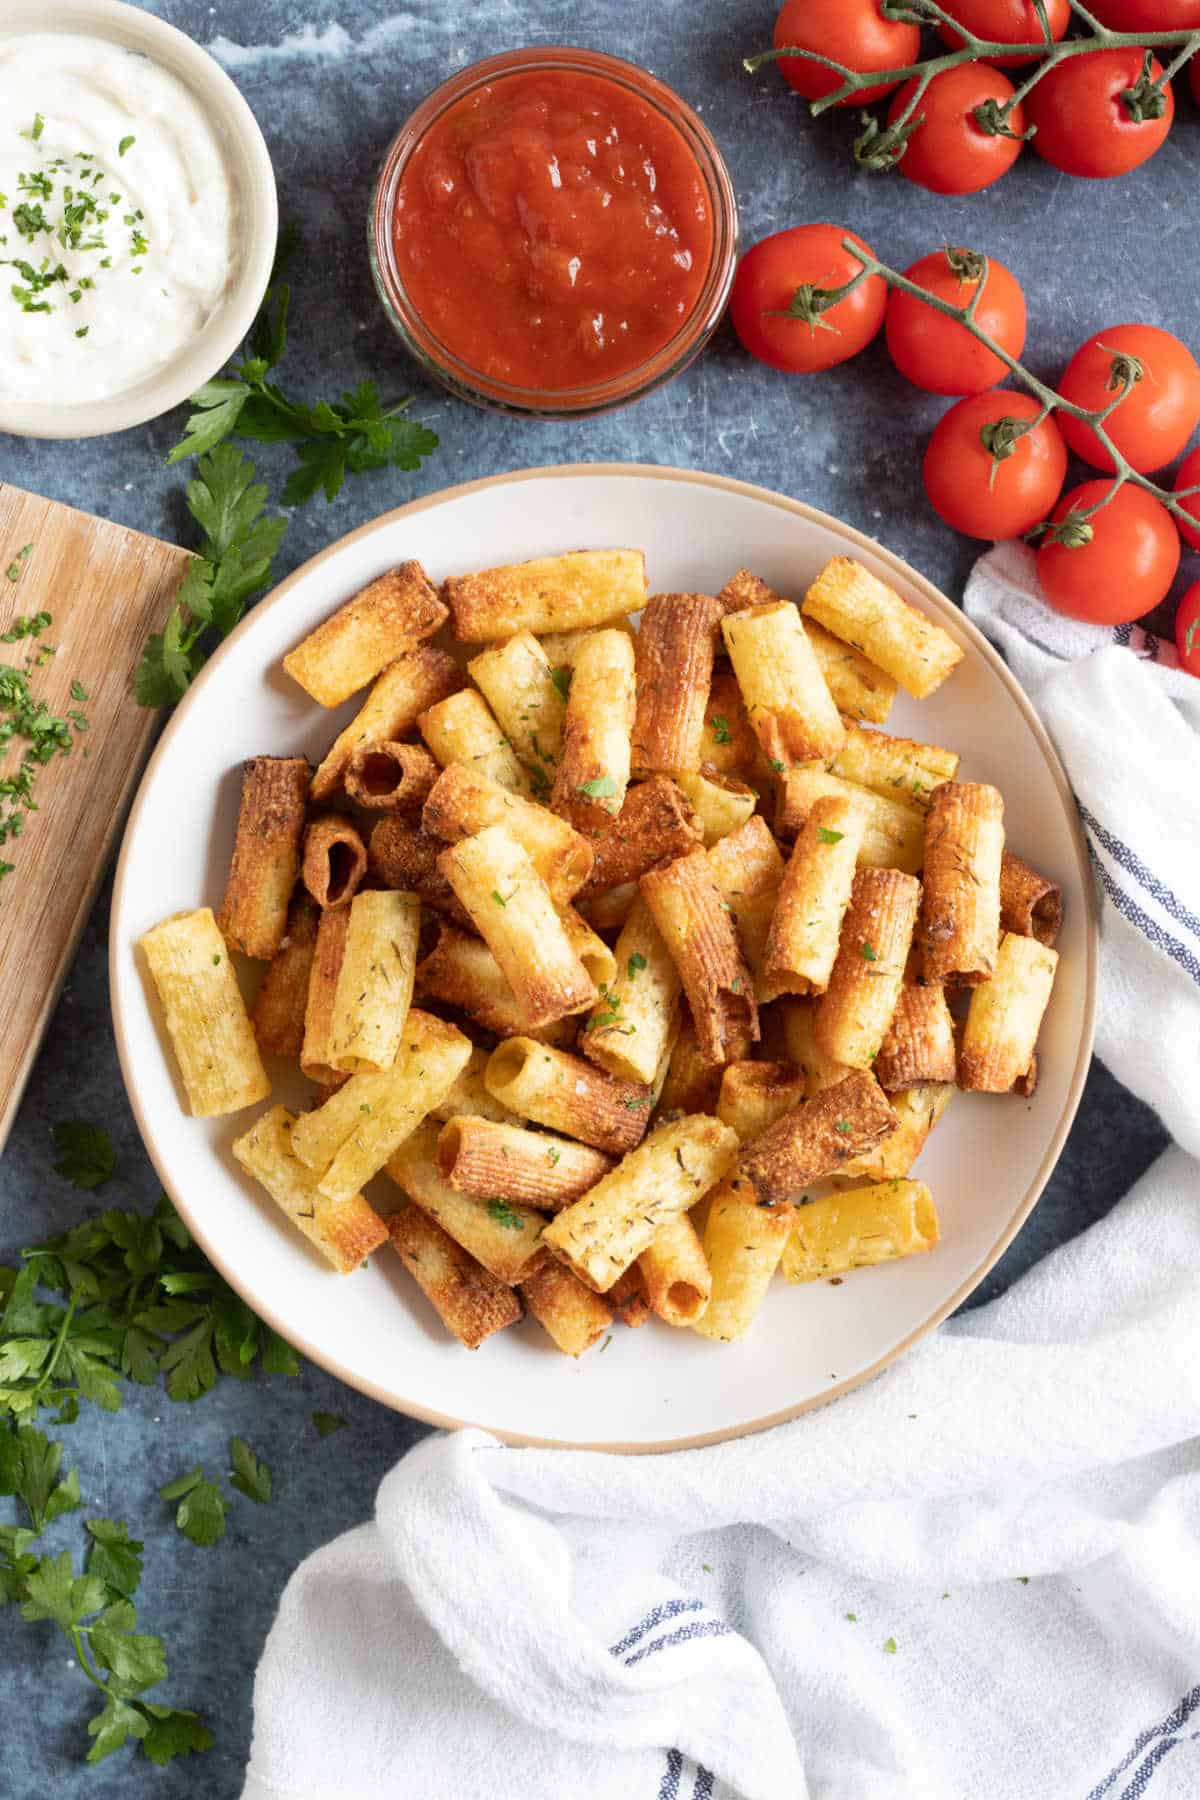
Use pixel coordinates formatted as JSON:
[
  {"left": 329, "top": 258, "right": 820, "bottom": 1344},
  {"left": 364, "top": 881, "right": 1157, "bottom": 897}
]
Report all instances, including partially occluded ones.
[{"left": 0, "top": 32, "right": 239, "bottom": 407}]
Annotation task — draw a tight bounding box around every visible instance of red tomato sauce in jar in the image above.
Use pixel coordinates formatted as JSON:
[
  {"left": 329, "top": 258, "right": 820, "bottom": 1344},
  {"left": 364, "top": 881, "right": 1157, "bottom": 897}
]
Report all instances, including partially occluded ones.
[{"left": 391, "top": 69, "right": 716, "bottom": 393}]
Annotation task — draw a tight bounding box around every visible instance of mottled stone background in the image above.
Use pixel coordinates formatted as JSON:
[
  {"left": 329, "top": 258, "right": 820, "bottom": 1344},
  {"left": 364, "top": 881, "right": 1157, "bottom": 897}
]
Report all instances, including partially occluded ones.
[{"left": 0, "top": 2, "right": 1181, "bottom": 1793}]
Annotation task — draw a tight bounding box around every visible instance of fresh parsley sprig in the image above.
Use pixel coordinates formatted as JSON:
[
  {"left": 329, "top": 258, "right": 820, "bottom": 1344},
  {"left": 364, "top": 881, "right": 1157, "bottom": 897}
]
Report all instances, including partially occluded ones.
[{"left": 168, "top": 281, "right": 439, "bottom": 507}]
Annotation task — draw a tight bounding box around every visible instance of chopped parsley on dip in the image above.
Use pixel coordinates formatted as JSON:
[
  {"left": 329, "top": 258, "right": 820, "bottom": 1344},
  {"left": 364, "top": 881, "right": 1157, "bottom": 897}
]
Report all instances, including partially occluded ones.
[{"left": 0, "top": 33, "right": 238, "bottom": 406}]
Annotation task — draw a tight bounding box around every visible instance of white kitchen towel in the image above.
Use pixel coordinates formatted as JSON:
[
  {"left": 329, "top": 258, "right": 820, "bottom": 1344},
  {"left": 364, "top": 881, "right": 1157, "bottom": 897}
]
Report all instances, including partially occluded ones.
[{"left": 243, "top": 544, "right": 1200, "bottom": 1800}]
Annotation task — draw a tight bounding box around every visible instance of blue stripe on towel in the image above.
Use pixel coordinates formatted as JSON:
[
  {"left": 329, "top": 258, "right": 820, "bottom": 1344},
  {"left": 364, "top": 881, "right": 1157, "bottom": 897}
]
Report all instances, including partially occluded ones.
[
  {"left": 693, "top": 1767, "right": 715, "bottom": 1798},
  {"left": 610, "top": 1598, "right": 705, "bottom": 1658},
  {"left": 657, "top": 1749, "right": 684, "bottom": 1800},
  {"left": 1086, "top": 843, "right": 1200, "bottom": 988},
  {"left": 625, "top": 1620, "right": 733, "bottom": 1668},
  {"left": 1087, "top": 1684, "right": 1200, "bottom": 1798},
  {"left": 1078, "top": 804, "right": 1200, "bottom": 944}
]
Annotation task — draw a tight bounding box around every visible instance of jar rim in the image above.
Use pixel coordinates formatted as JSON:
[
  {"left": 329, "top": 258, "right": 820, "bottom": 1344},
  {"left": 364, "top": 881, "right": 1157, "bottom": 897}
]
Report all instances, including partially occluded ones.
[{"left": 368, "top": 46, "right": 739, "bottom": 419}]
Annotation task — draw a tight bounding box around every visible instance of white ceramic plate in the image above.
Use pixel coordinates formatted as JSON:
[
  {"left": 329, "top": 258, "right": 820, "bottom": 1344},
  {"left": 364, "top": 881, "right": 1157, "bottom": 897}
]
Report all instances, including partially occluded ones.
[{"left": 110, "top": 465, "right": 1097, "bottom": 1451}]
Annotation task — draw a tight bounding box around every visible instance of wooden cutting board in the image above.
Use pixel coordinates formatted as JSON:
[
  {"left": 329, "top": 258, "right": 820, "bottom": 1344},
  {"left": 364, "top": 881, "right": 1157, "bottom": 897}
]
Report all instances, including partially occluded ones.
[{"left": 0, "top": 484, "right": 191, "bottom": 1153}]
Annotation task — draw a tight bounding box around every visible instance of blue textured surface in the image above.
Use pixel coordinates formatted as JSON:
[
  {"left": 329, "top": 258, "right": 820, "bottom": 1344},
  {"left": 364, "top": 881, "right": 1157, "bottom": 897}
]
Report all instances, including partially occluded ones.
[{"left": 0, "top": 3, "right": 1178, "bottom": 1794}]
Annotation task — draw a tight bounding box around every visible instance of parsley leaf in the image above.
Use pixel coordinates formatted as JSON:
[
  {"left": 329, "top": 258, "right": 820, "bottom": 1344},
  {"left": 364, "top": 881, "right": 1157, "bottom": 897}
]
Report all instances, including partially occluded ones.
[
  {"left": 860, "top": 942, "right": 878, "bottom": 962},
  {"left": 883, "top": 1636, "right": 898, "bottom": 1654},
  {"left": 487, "top": 1199, "right": 524, "bottom": 1233},
  {"left": 160, "top": 1468, "right": 227, "bottom": 1547},
  {"left": 51, "top": 1121, "right": 115, "bottom": 1191},
  {"left": 85, "top": 1520, "right": 144, "bottom": 1598},
  {"left": 816, "top": 825, "right": 844, "bottom": 845},
  {"left": 576, "top": 775, "right": 617, "bottom": 800},
  {"left": 229, "top": 1437, "right": 271, "bottom": 1504},
  {"left": 312, "top": 1411, "right": 347, "bottom": 1439},
  {"left": 626, "top": 952, "right": 647, "bottom": 979},
  {"left": 709, "top": 713, "right": 732, "bottom": 745},
  {"left": 834, "top": 1120, "right": 852, "bottom": 1135},
  {"left": 550, "top": 665, "right": 572, "bottom": 704}
]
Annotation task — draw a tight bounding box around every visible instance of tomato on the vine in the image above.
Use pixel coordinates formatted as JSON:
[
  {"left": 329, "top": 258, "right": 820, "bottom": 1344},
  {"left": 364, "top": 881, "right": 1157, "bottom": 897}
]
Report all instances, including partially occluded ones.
[
  {"left": 772, "top": 0, "right": 920, "bottom": 106},
  {"left": 1175, "top": 584, "right": 1200, "bottom": 678},
  {"left": 1088, "top": 1, "right": 1200, "bottom": 26},
  {"left": 1037, "top": 481, "right": 1180, "bottom": 625},
  {"left": 1172, "top": 446, "right": 1200, "bottom": 550},
  {"left": 936, "top": 0, "right": 1071, "bottom": 65},
  {"left": 1056, "top": 325, "right": 1200, "bottom": 474},
  {"left": 924, "top": 392, "right": 1067, "bottom": 540},
  {"left": 728, "top": 225, "right": 886, "bottom": 374},
  {"left": 887, "top": 64, "right": 1027, "bottom": 194},
  {"left": 1026, "top": 51, "right": 1175, "bottom": 180},
  {"left": 886, "top": 250, "right": 1026, "bottom": 395}
]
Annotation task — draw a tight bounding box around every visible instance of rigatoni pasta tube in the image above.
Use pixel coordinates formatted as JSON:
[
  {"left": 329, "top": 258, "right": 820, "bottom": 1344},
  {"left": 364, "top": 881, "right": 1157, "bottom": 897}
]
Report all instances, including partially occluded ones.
[
  {"left": 217, "top": 756, "right": 310, "bottom": 959},
  {"left": 367, "top": 819, "right": 472, "bottom": 929},
  {"left": 657, "top": 1017, "right": 725, "bottom": 1118},
  {"left": 671, "top": 770, "right": 757, "bottom": 849},
  {"left": 582, "top": 896, "right": 680, "bottom": 1086},
  {"left": 780, "top": 999, "right": 854, "bottom": 1096},
  {"left": 958, "top": 932, "right": 1059, "bottom": 1093},
  {"left": 721, "top": 601, "right": 845, "bottom": 766},
  {"left": 641, "top": 848, "right": 759, "bottom": 1065},
  {"left": 344, "top": 742, "right": 439, "bottom": 814},
  {"left": 874, "top": 983, "right": 957, "bottom": 1091},
  {"left": 388, "top": 1123, "right": 544, "bottom": 1282},
  {"left": 717, "top": 1060, "right": 808, "bottom": 1141},
  {"left": 484, "top": 1038, "right": 653, "bottom": 1155},
  {"left": 802, "top": 556, "right": 964, "bottom": 700},
  {"left": 438, "top": 824, "right": 596, "bottom": 1027},
  {"left": 422, "top": 761, "right": 594, "bottom": 903},
  {"left": 542, "top": 1114, "right": 738, "bottom": 1291},
  {"left": 302, "top": 815, "right": 367, "bottom": 910},
  {"left": 327, "top": 889, "right": 420, "bottom": 1074},
  {"left": 232, "top": 1106, "right": 387, "bottom": 1272},
  {"left": 468, "top": 630, "right": 566, "bottom": 778},
  {"left": 444, "top": 549, "right": 647, "bottom": 641},
  {"left": 252, "top": 891, "right": 320, "bottom": 1061},
  {"left": 1000, "top": 851, "right": 1063, "bottom": 948},
  {"left": 436, "top": 1117, "right": 613, "bottom": 1209},
  {"left": 559, "top": 906, "right": 616, "bottom": 991},
  {"left": 826, "top": 721, "right": 959, "bottom": 814},
  {"left": 692, "top": 1178, "right": 794, "bottom": 1343},
  {"left": 805, "top": 619, "right": 897, "bottom": 725},
  {"left": 920, "top": 781, "right": 1005, "bottom": 986},
  {"left": 430, "top": 1045, "right": 518, "bottom": 1125},
  {"left": 309, "top": 647, "right": 460, "bottom": 804},
  {"left": 139, "top": 908, "right": 270, "bottom": 1118},
  {"left": 698, "top": 669, "right": 760, "bottom": 774},
  {"left": 414, "top": 926, "right": 574, "bottom": 1044},
  {"left": 707, "top": 816, "right": 786, "bottom": 1001},
  {"left": 387, "top": 1204, "right": 522, "bottom": 1349},
  {"left": 631, "top": 592, "right": 723, "bottom": 774},
  {"left": 291, "top": 1010, "right": 472, "bottom": 1204},
  {"left": 762, "top": 792, "right": 867, "bottom": 998},
  {"left": 607, "top": 1265, "right": 652, "bottom": 1329},
  {"left": 519, "top": 1249, "right": 613, "bottom": 1357},
  {"left": 778, "top": 765, "right": 925, "bottom": 877},
  {"left": 814, "top": 868, "right": 921, "bottom": 1069},
  {"left": 781, "top": 1181, "right": 939, "bottom": 1284},
  {"left": 551, "top": 628, "right": 637, "bottom": 833},
  {"left": 283, "top": 562, "right": 447, "bottom": 707},
  {"left": 737, "top": 1071, "right": 897, "bottom": 1206},
  {"left": 579, "top": 776, "right": 701, "bottom": 898},
  {"left": 300, "top": 906, "right": 350, "bottom": 1084},
  {"left": 418, "top": 688, "right": 533, "bottom": 798},
  {"left": 638, "top": 1213, "right": 712, "bottom": 1327},
  {"left": 838, "top": 1081, "right": 954, "bottom": 1182}
]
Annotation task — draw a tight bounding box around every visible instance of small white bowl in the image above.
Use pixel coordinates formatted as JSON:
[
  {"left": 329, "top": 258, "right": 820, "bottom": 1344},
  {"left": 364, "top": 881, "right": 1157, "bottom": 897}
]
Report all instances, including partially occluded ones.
[{"left": 0, "top": 0, "right": 277, "bottom": 441}]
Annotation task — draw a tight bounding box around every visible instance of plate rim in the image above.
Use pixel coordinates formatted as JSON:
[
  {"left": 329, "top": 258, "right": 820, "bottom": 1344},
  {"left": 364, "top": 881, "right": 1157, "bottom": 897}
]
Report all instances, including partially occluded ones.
[{"left": 109, "top": 461, "right": 1100, "bottom": 1453}]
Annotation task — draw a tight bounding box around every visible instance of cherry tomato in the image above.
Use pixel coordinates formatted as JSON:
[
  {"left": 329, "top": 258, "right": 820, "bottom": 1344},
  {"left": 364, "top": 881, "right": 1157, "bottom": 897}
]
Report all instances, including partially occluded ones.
[
  {"left": 1027, "top": 51, "right": 1174, "bottom": 180},
  {"left": 1172, "top": 446, "right": 1200, "bottom": 550},
  {"left": 936, "top": 0, "right": 1071, "bottom": 66},
  {"left": 1175, "top": 583, "right": 1200, "bottom": 677},
  {"left": 886, "top": 251, "right": 1027, "bottom": 395},
  {"left": 772, "top": 0, "right": 920, "bottom": 107},
  {"left": 729, "top": 225, "right": 886, "bottom": 374},
  {"left": 1037, "top": 481, "right": 1180, "bottom": 625},
  {"left": 1089, "top": 2, "right": 1200, "bottom": 26},
  {"left": 924, "top": 392, "right": 1068, "bottom": 540},
  {"left": 887, "top": 65, "right": 1027, "bottom": 195},
  {"left": 1056, "top": 325, "right": 1200, "bottom": 474}
]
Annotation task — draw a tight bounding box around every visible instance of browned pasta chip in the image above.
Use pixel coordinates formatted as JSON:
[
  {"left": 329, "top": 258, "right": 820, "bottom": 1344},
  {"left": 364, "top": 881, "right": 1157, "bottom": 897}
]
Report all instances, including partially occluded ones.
[
  {"left": 814, "top": 867, "right": 921, "bottom": 1069},
  {"left": 414, "top": 925, "right": 575, "bottom": 1044},
  {"left": 252, "top": 891, "right": 321, "bottom": 1061},
  {"left": 657, "top": 1014, "right": 726, "bottom": 1118},
  {"left": 485, "top": 1038, "right": 654, "bottom": 1155},
  {"left": 737, "top": 1071, "right": 897, "bottom": 1206},
  {"left": 344, "top": 742, "right": 440, "bottom": 813},
  {"left": 874, "top": 982, "right": 958, "bottom": 1091},
  {"left": 607, "top": 1264, "right": 652, "bottom": 1328},
  {"left": 302, "top": 815, "right": 368, "bottom": 910},
  {"left": 722, "top": 602, "right": 845, "bottom": 765},
  {"left": 233, "top": 1106, "right": 387, "bottom": 1272},
  {"left": 718, "top": 569, "right": 897, "bottom": 724},
  {"left": 423, "top": 761, "right": 593, "bottom": 903},
  {"left": 698, "top": 669, "right": 761, "bottom": 774},
  {"left": 519, "top": 1248, "right": 613, "bottom": 1357},
  {"left": 958, "top": 931, "right": 1059, "bottom": 1093},
  {"left": 716, "top": 1060, "right": 808, "bottom": 1141},
  {"left": 837, "top": 1081, "right": 954, "bottom": 1183},
  {"left": 367, "top": 818, "right": 473, "bottom": 928},
  {"left": 707, "top": 816, "right": 787, "bottom": 1000},
  {"left": 387, "top": 1203, "right": 522, "bottom": 1349},
  {"left": 300, "top": 907, "right": 350, "bottom": 1084},
  {"left": 826, "top": 720, "right": 959, "bottom": 814},
  {"left": 418, "top": 688, "right": 533, "bottom": 798},
  {"left": 631, "top": 592, "right": 724, "bottom": 775},
  {"left": 802, "top": 556, "right": 964, "bottom": 700},
  {"left": 920, "top": 782, "right": 1005, "bottom": 986},
  {"left": 444, "top": 549, "right": 647, "bottom": 641},
  {"left": 762, "top": 792, "right": 867, "bottom": 999},
  {"left": 387, "top": 1124, "right": 544, "bottom": 1282},
  {"left": 1000, "top": 851, "right": 1063, "bottom": 947},
  {"left": 579, "top": 776, "right": 702, "bottom": 898},
  {"left": 436, "top": 1117, "right": 613, "bottom": 1209},
  {"left": 217, "top": 756, "right": 310, "bottom": 959},
  {"left": 310, "top": 648, "right": 461, "bottom": 804},
  {"left": 641, "top": 848, "right": 759, "bottom": 1065},
  {"left": 693, "top": 1178, "right": 794, "bottom": 1342},
  {"left": 284, "top": 562, "right": 447, "bottom": 707},
  {"left": 638, "top": 1213, "right": 712, "bottom": 1327},
  {"left": 781, "top": 1180, "right": 939, "bottom": 1285},
  {"left": 551, "top": 628, "right": 637, "bottom": 834}
]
